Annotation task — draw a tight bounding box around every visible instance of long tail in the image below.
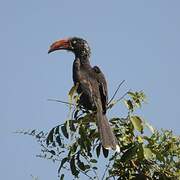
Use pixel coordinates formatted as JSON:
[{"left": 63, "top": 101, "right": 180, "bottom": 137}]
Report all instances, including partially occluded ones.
[{"left": 96, "top": 100, "right": 120, "bottom": 152}]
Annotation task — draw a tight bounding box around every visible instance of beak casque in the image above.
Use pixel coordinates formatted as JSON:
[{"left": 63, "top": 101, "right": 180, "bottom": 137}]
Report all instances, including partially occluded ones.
[{"left": 48, "top": 39, "right": 70, "bottom": 53}]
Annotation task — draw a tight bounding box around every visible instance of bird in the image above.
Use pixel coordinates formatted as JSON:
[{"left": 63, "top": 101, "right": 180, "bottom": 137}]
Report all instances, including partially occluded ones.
[{"left": 48, "top": 37, "right": 120, "bottom": 152}]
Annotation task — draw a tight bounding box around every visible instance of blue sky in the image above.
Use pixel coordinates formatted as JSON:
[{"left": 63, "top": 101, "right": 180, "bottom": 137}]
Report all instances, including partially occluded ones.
[{"left": 1, "top": 0, "right": 180, "bottom": 179}]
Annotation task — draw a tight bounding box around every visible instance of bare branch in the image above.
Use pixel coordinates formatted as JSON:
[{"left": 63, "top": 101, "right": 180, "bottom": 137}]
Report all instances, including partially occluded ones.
[
  {"left": 115, "top": 90, "right": 130, "bottom": 104},
  {"left": 101, "top": 161, "right": 111, "bottom": 180},
  {"left": 82, "top": 153, "right": 100, "bottom": 180},
  {"left": 108, "top": 80, "right": 125, "bottom": 105},
  {"left": 76, "top": 166, "right": 94, "bottom": 180},
  {"left": 47, "top": 98, "right": 76, "bottom": 107},
  {"left": 107, "top": 90, "right": 129, "bottom": 110}
]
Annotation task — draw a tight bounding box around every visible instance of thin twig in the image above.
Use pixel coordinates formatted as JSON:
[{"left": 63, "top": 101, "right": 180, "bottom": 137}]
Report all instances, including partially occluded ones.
[
  {"left": 108, "top": 80, "right": 125, "bottom": 105},
  {"left": 76, "top": 166, "right": 94, "bottom": 180},
  {"left": 101, "top": 161, "right": 111, "bottom": 180},
  {"left": 47, "top": 98, "right": 76, "bottom": 107},
  {"left": 82, "top": 153, "right": 100, "bottom": 180},
  {"left": 115, "top": 90, "right": 130, "bottom": 103},
  {"left": 107, "top": 90, "right": 129, "bottom": 110}
]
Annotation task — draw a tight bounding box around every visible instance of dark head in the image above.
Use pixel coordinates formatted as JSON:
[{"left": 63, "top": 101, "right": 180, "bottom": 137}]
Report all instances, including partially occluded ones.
[{"left": 48, "top": 37, "right": 91, "bottom": 58}]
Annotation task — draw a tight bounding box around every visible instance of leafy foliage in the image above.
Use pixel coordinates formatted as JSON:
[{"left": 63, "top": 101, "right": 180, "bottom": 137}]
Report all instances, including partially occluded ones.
[{"left": 18, "top": 89, "right": 180, "bottom": 180}]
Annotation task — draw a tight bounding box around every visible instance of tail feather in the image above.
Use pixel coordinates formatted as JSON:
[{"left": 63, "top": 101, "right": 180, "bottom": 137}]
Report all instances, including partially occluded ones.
[{"left": 96, "top": 106, "right": 120, "bottom": 152}]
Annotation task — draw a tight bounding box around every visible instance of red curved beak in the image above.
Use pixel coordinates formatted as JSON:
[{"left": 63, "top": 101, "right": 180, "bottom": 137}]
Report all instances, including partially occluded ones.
[{"left": 48, "top": 39, "right": 70, "bottom": 54}]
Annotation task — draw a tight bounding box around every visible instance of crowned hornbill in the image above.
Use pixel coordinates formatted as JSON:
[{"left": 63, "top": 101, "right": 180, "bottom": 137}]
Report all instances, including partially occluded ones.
[{"left": 48, "top": 37, "right": 119, "bottom": 151}]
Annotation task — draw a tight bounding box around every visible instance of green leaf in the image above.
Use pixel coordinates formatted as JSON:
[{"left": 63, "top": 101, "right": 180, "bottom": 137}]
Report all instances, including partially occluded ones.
[
  {"left": 156, "top": 151, "right": 165, "bottom": 162},
  {"left": 143, "top": 147, "right": 154, "bottom": 160},
  {"left": 70, "top": 156, "right": 79, "bottom": 177},
  {"left": 35, "top": 131, "right": 44, "bottom": 139},
  {"left": 89, "top": 129, "right": 97, "bottom": 139},
  {"left": 69, "top": 120, "right": 76, "bottom": 132},
  {"left": 84, "top": 165, "right": 91, "bottom": 170},
  {"left": 102, "top": 146, "right": 109, "bottom": 158},
  {"left": 92, "top": 166, "right": 98, "bottom": 170},
  {"left": 58, "top": 157, "right": 68, "bottom": 174},
  {"left": 68, "top": 83, "right": 79, "bottom": 103},
  {"left": 90, "top": 159, "right": 97, "bottom": 163},
  {"left": 46, "top": 128, "right": 54, "bottom": 145},
  {"left": 61, "top": 125, "right": 69, "bottom": 139},
  {"left": 137, "top": 136, "right": 144, "bottom": 143},
  {"left": 55, "top": 126, "right": 60, "bottom": 134},
  {"left": 77, "top": 161, "right": 86, "bottom": 171},
  {"left": 130, "top": 116, "right": 143, "bottom": 133},
  {"left": 133, "top": 174, "right": 149, "bottom": 180},
  {"left": 71, "top": 143, "right": 78, "bottom": 155},
  {"left": 30, "top": 129, "right": 36, "bottom": 136},
  {"left": 121, "top": 144, "right": 139, "bottom": 162},
  {"left": 56, "top": 135, "right": 62, "bottom": 146},
  {"left": 77, "top": 155, "right": 86, "bottom": 171},
  {"left": 59, "top": 174, "right": 64, "bottom": 180},
  {"left": 134, "top": 99, "right": 141, "bottom": 108},
  {"left": 96, "top": 144, "right": 101, "bottom": 158},
  {"left": 127, "top": 91, "right": 136, "bottom": 97},
  {"left": 73, "top": 109, "right": 79, "bottom": 119},
  {"left": 124, "top": 99, "right": 134, "bottom": 111},
  {"left": 49, "top": 150, "right": 56, "bottom": 155},
  {"left": 137, "top": 143, "right": 144, "bottom": 160}
]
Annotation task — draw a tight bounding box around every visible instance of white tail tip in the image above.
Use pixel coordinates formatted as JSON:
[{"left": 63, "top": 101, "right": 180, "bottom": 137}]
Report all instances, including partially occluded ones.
[
  {"left": 116, "top": 145, "right": 120, "bottom": 153},
  {"left": 104, "top": 145, "right": 120, "bottom": 152}
]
